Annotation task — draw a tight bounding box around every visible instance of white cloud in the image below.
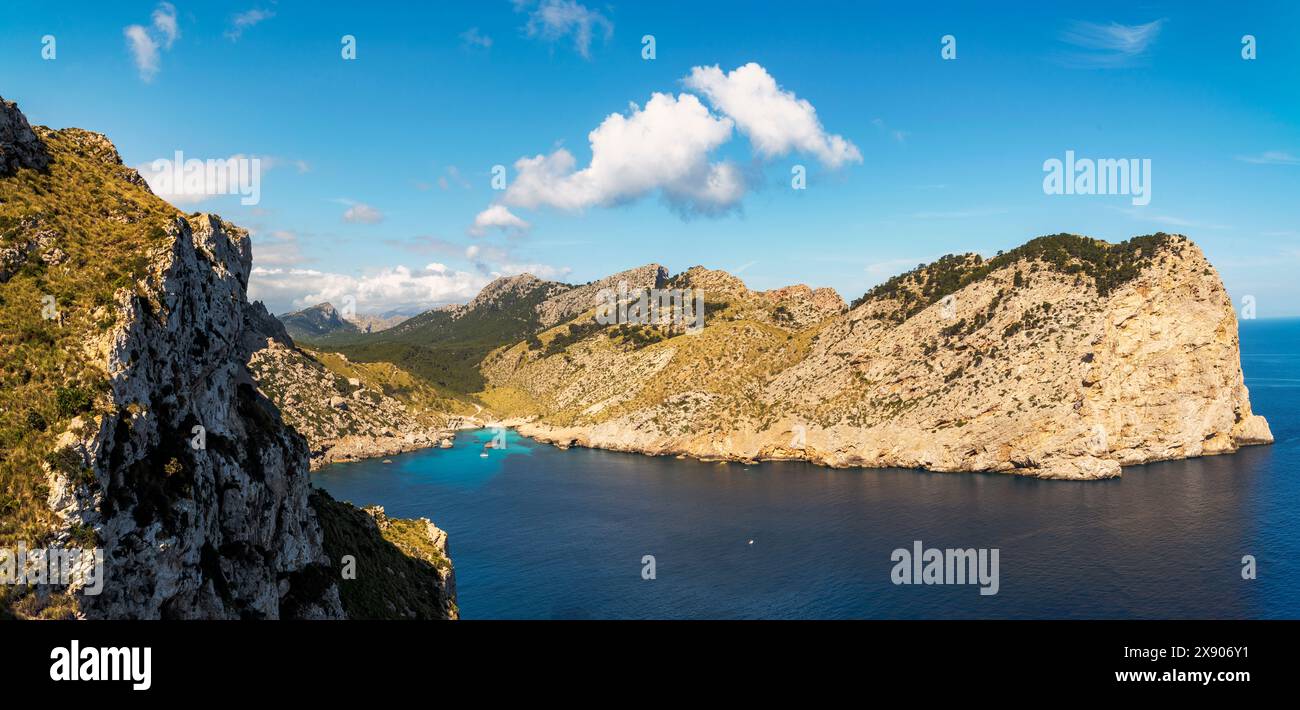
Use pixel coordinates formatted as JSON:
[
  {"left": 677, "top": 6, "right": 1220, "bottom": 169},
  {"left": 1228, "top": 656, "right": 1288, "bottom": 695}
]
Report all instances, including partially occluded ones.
[
  {"left": 503, "top": 92, "right": 742, "bottom": 216},
  {"left": 124, "top": 3, "right": 179, "bottom": 82},
  {"left": 1236, "top": 151, "right": 1300, "bottom": 166},
  {"left": 461, "top": 27, "right": 492, "bottom": 49},
  {"left": 251, "top": 263, "right": 488, "bottom": 315},
  {"left": 124, "top": 26, "right": 161, "bottom": 82},
  {"left": 226, "top": 8, "right": 275, "bottom": 41},
  {"left": 250, "top": 253, "right": 573, "bottom": 314},
  {"left": 470, "top": 205, "right": 531, "bottom": 236},
  {"left": 516, "top": 0, "right": 612, "bottom": 59},
  {"left": 250, "top": 230, "right": 304, "bottom": 267},
  {"left": 341, "top": 201, "right": 385, "bottom": 224},
  {"left": 684, "top": 63, "right": 862, "bottom": 168},
  {"left": 152, "top": 3, "right": 180, "bottom": 49},
  {"left": 1059, "top": 19, "right": 1164, "bottom": 67},
  {"left": 475, "top": 62, "right": 859, "bottom": 230}
]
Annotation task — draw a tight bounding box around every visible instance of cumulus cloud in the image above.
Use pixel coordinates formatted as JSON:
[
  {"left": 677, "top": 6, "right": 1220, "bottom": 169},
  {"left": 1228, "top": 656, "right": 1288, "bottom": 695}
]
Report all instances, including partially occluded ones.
[
  {"left": 684, "top": 63, "right": 862, "bottom": 168},
  {"left": 475, "top": 62, "right": 858, "bottom": 230},
  {"left": 502, "top": 92, "right": 742, "bottom": 216},
  {"left": 341, "top": 201, "right": 385, "bottom": 224},
  {"left": 470, "top": 205, "right": 531, "bottom": 236},
  {"left": 123, "top": 3, "right": 180, "bottom": 82},
  {"left": 251, "top": 263, "right": 488, "bottom": 315},
  {"left": 516, "top": 0, "right": 612, "bottom": 58},
  {"left": 226, "top": 8, "right": 275, "bottom": 41}
]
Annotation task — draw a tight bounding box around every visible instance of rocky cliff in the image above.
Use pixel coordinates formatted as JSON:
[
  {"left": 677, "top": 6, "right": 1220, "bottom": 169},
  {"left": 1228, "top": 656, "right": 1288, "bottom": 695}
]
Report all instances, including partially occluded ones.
[
  {"left": 481, "top": 235, "right": 1271, "bottom": 479},
  {"left": 0, "top": 97, "right": 455, "bottom": 618},
  {"left": 245, "top": 317, "right": 478, "bottom": 469}
]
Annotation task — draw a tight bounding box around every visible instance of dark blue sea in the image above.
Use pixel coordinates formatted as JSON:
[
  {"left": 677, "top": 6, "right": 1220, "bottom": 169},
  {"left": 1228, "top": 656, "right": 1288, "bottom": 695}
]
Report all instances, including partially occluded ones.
[{"left": 313, "top": 318, "right": 1300, "bottom": 619}]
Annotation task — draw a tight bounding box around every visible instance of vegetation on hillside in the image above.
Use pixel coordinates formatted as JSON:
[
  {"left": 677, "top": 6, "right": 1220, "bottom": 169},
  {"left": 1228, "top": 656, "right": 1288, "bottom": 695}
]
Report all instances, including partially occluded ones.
[
  {"left": 310, "top": 490, "right": 455, "bottom": 620},
  {"left": 310, "top": 349, "right": 478, "bottom": 419},
  {"left": 0, "top": 127, "right": 180, "bottom": 559},
  {"left": 849, "top": 233, "right": 1179, "bottom": 321},
  {"left": 311, "top": 280, "right": 567, "bottom": 394}
]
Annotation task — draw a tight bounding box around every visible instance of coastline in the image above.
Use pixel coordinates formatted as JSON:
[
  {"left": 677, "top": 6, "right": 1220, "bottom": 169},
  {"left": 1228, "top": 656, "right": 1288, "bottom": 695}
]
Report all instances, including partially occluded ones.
[
  {"left": 308, "top": 421, "right": 483, "bottom": 470},
  {"left": 512, "top": 419, "right": 1273, "bottom": 480}
]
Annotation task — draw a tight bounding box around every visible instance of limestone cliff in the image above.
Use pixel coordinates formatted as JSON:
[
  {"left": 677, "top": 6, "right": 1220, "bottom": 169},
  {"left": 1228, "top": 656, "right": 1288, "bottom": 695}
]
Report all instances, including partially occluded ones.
[
  {"left": 483, "top": 234, "right": 1271, "bottom": 479},
  {"left": 0, "top": 97, "right": 455, "bottom": 618},
  {"left": 41, "top": 212, "right": 345, "bottom": 618}
]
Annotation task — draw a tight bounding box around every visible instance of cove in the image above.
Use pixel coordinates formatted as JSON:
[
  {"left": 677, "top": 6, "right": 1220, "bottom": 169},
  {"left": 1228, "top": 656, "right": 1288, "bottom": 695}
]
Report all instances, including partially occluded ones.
[{"left": 312, "top": 319, "right": 1300, "bottom": 620}]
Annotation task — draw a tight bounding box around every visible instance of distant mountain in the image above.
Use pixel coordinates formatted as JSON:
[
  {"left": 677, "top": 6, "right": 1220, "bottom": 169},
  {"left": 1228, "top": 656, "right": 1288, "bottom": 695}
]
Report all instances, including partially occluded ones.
[
  {"left": 346, "top": 312, "right": 408, "bottom": 334},
  {"left": 277, "top": 302, "right": 360, "bottom": 340},
  {"left": 313, "top": 265, "right": 665, "bottom": 392}
]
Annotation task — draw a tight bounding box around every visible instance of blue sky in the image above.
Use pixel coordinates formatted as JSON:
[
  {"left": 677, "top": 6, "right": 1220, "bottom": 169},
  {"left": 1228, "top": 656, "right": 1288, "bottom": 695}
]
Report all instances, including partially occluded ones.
[{"left": 2, "top": 1, "right": 1298, "bottom": 316}]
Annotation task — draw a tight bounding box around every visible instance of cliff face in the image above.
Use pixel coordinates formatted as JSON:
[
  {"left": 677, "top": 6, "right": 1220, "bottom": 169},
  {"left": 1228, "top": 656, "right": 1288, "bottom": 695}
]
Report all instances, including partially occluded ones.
[
  {"left": 484, "top": 235, "right": 1271, "bottom": 479},
  {"left": 45, "top": 213, "right": 344, "bottom": 618},
  {"left": 0, "top": 97, "right": 50, "bottom": 175},
  {"left": 0, "top": 97, "right": 455, "bottom": 618}
]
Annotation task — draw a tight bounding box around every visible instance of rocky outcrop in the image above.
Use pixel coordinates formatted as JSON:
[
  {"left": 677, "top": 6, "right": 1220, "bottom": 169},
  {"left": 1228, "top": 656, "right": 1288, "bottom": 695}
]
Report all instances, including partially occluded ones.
[
  {"left": 491, "top": 234, "right": 1271, "bottom": 479},
  {"left": 43, "top": 213, "right": 345, "bottom": 618},
  {"left": 0, "top": 217, "right": 64, "bottom": 284},
  {"left": 534, "top": 264, "right": 664, "bottom": 328},
  {"left": 0, "top": 96, "right": 50, "bottom": 175}
]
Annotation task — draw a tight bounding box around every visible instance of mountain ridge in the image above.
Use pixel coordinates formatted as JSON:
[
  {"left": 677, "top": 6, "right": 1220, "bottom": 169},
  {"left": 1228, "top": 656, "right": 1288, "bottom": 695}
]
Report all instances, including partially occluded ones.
[
  {"left": 481, "top": 233, "right": 1271, "bottom": 478},
  {"left": 294, "top": 229, "right": 1273, "bottom": 479}
]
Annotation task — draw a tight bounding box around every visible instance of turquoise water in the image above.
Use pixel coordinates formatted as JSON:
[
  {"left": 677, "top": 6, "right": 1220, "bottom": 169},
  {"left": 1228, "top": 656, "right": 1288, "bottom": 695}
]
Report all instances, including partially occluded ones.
[{"left": 313, "top": 319, "right": 1300, "bottom": 619}]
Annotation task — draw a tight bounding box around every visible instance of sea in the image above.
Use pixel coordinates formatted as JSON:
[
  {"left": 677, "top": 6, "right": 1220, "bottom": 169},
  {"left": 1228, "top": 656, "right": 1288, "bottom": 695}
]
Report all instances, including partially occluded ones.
[{"left": 312, "top": 318, "right": 1300, "bottom": 619}]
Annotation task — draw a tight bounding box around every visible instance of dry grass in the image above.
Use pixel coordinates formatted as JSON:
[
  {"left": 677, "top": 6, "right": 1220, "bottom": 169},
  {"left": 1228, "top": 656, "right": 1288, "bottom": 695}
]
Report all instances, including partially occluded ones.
[{"left": 0, "top": 127, "right": 179, "bottom": 558}]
